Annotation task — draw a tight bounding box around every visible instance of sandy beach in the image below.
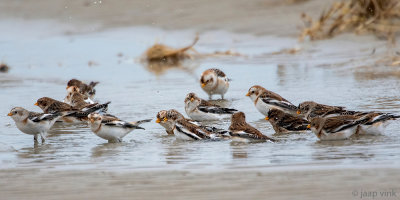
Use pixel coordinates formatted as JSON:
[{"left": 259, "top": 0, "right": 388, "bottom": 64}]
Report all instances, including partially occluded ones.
[
  {"left": 1, "top": 0, "right": 400, "bottom": 199},
  {"left": 1, "top": 167, "right": 399, "bottom": 200}
]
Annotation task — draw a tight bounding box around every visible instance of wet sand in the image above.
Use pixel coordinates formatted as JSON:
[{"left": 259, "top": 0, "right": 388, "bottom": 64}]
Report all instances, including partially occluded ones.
[{"left": 1, "top": 167, "right": 399, "bottom": 200}]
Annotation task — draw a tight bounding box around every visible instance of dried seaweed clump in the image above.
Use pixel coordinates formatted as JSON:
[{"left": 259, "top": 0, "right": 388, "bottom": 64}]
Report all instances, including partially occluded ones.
[
  {"left": 300, "top": 0, "right": 400, "bottom": 41},
  {"left": 145, "top": 36, "right": 199, "bottom": 64},
  {"left": 0, "top": 63, "right": 9, "bottom": 73}
]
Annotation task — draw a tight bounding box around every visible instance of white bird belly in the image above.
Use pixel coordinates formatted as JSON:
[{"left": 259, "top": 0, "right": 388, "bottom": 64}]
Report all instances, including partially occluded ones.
[
  {"left": 359, "top": 123, "right": 385, "bottom": 135},
  {"left": 173, "top": 129, "right": 198, "bottom": 141},
  {"left": 93, "top": 126, "right": 132, "bottom": 142},
  {"left": 319, "top": 127, "right": 357, "bottom": 141},
  {"left": 187, "top": 110, "right": 225, "bottom": 121},
  {"left": 15, "top": 121, "right": 52, "bottom": 135},
  {"left": 255, "top": 100, "right": 270, "bottom": 116}
]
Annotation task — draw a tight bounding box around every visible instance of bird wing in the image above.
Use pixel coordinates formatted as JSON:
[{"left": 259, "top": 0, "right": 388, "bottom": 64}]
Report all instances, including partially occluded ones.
[
  {"left": 29, "top": 112, "right": 60, "bottom": 122},
  {"left": 104, "top": 120, "right": 144, "bottom": 130},
  {"left": 175, "top": 123, "right": 204, "bottom": 140},
  {"left": 260, "top": 98, "right": 298, "bottom": 111},
  {"left": 198, "top": 106, "right": 237, "bottom": 114}
]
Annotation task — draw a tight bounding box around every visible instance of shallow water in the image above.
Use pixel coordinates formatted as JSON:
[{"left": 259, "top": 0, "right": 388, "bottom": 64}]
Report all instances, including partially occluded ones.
[{"left": 1, "top": 20, "right": 400, "bottom": 171}]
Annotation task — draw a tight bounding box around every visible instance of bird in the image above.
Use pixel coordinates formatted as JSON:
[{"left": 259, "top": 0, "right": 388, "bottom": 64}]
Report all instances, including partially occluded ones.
[
  {"left": 184, "top": 92, "right": 237, "bottom": 121},
  {"left": 35, "top": 97, "right": 110, "bottom": 124},
  {"left": 156, "top": 109, "right": 227, "bottom": 135},
  {"left": 157, "top": 109, "right": 221, "bottom": 140},
  {"left": 156, "top": 110, "right": 175, "bottom": 135},
  {"left": 7, "top": 107, "right": 63, "bottom": 143},
  {"left": 229, "top": 112, "right": 275, "bottom": 141},
  {"left": 297, "top": 101, "right": 363, "bottom": 120},
  {"left": 64, "top": 86, "right": 95, "bottom": 105},
  {"left": 356, "top": 112, "right": 400, "bottom": 135},
  {"left": 200, "top": 68, "right": 229, "bottom": 99},
  {"left": 66, "top": 79, "right": 98, "bottom": 100},
  {"left": 265, "top": 109, "right": 310, "bottom": 134},
  {"left": 88, "top": 113, "right": 151, "bottom": 143},
  {"left": 246, "top": 85, "right": 298, "bottom": 117},
  {"left": 308, "top": 115, "right": 364, "bottom": 141}
]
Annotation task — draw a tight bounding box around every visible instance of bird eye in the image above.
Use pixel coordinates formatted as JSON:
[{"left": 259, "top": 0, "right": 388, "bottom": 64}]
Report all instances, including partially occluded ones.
[
  {"left": 13, "top": 111, "right": 17, "bottom": 114},
  {"left": 251, "top": 91, "right": 254, "bottom": 94}
]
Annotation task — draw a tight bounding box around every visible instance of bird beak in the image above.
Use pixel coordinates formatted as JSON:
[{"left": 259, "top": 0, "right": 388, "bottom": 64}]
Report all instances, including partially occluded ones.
[
  {"left": 163, "top": 117, "right": 168, "bottom": 122},
  {"left": 156, "top": 118, "right": 161, "bottom": 123},
  {"left": 307, "top": 124, "right": 311, "bottom": 129},
  {"left": 34, "top": 102, "right": 38, "bottom": 106},
  {"left": 245, "top": 92, "right": 250, "bottom": 96},
  {"left": 264, "top": 117, "right": 269, "bottom": 120},
  {"left": 297, "top": 110, "right": 301, "bottom": 115},
  {"left": 201, "top": 83, "right": 206, "bottom": 88},
  {"left": 190, "top": 98, "right": 194, "bottom": 102},
  {"left": 89, "top": 118, "right": 94, "bottom": 123},
  {"left": 7, "top": 112, "right": 13, "bottom": 116}
]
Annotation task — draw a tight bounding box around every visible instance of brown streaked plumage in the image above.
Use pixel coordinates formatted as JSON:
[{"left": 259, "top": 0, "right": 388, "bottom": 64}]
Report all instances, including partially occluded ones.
[
  {"left": 266, "top": 109, "right": 309, "bottom": 134},
  {"left": 67, "top": 79, "right": 98, "bottom": 99},
  {"left": 163, "top": 110, "right": 217, "bottom": 140},
  {"left": 298, "top": 101, "right": 352, "bottom": 120},
  {"left": 36, "top": 97, "right": 77, "bottom": 114},
  {"left": 229, "top": 112, "right": 274, "bottom": 141},
  {"left": 309, "top": 115, "right": 362, "bottom": 140}
]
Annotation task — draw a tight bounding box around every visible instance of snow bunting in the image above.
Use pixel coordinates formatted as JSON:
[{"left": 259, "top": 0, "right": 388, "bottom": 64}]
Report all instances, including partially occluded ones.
[
  {"left": 184, "top": 92, "right": 237, "bottom": 121},
  {"left": 67, "top": 79, "right": 98, "bottom": 100},
  {"left": 7, "top": 107, "right": 62, "bottom": 143},
  {"left": 308, "top": 115, "right": 363, "bottom": 141},
  {"left": 265, "top": 109, "right": 309, "bottom": 134},
  {"left": 297, "top": 101, "right": 363, "bottom": 120},
  {"left": 157, "top": 109, "right": 220, "bottom": 140},
  {"left": 200, "top": 68, "right": 229, "bottom": 99},
  {"left": 88, "top": 113, "right": 151, "bottom": 143},
  {"left": 156, "top": 109, "right": 227, "bottom": 136},
  {"left": 246, "top": 85, "right": 297, "bottom": 117},
  {"left": 356, "top": 112, "right": 400, "bottom": 135},
  {"left": 229, "top": 112, "right": 275, "bottom": 141},
  {"left": 35, "top": 97, "right": 110, "bottom": 124},
  {"left": 156, "top": 110, "right": 175, "bottom": 135},
  {"left": 64, "top": 86, "right": 95, "bottom": 105}
]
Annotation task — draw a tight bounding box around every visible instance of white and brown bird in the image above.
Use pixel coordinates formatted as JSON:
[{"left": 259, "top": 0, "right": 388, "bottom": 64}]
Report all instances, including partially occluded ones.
[
  {"left": 297, "top": 101, "right": 363, "bottom": 120},
  {"left": 356, "top": 112, "right": 400, "bottom": 135},
  {"left": 308, "top": 115, "right": 364, "bottom": 141},
  {"left": 35, "top": 97, "right": 110, "bottom": 124},
  {"left": 156, "top": 110, "right": 175, "bottom": 135},
  {"left": 88, "top": 113, "right": 151, "bottom": 143},
  {"left": 64, "top": 86, "right": 95, "bottom": 105},
  {"left": 200, "top": 68, "right": 229, "bottom": 99},
  {"left": 229, "top": 112, "right": 275, "bottom": 141},
  {"left": 265, "top": 109, "right": 310, "bottom": 134},
  {"left": 156, "top": 109, "right": 226, "bottom": 135},
  {"left": 184, "top": 92, "right": 237, "bottom": 121},
  {"left": 67, "top": 78, "right": 98, "bottom": 100},
  {"left": 246, "top": 85, "right": 297, "bottom": 117},
  {"left": 157, "top": 109, "right": 221, "bottom": 140},
  {"left": 7, "top": 107, "right": 63, "bottom": 143}
]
